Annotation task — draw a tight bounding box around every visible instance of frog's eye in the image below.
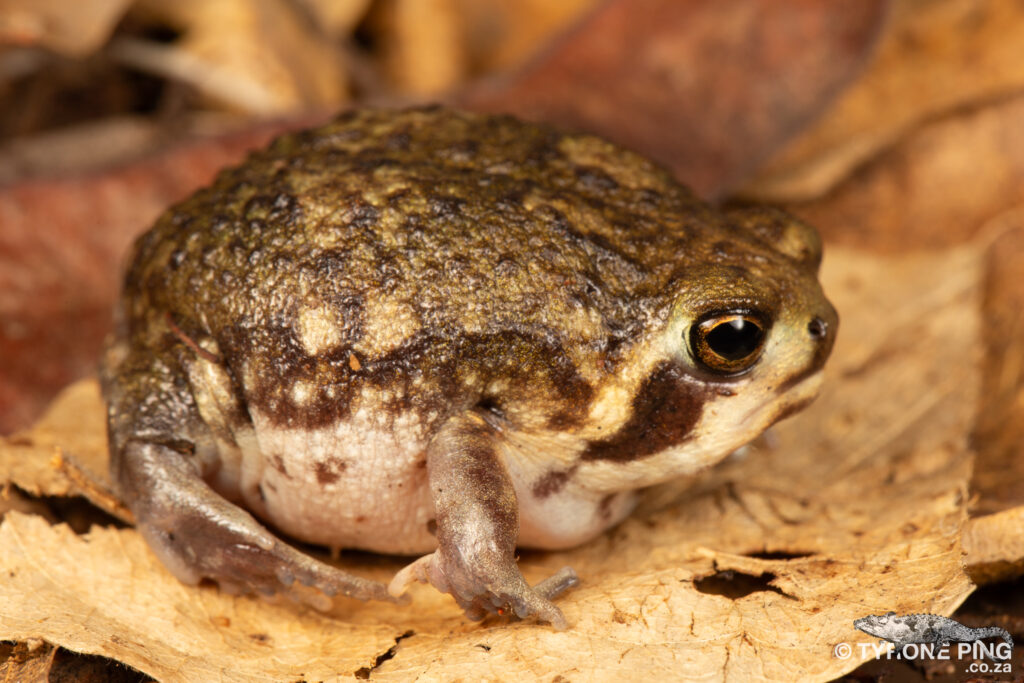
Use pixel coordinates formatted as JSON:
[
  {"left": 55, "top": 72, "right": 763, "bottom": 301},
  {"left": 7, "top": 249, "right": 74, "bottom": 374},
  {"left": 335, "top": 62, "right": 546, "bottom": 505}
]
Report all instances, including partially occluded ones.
[{"left": 689, "top": 311, "right": 768, "bottom": 375}]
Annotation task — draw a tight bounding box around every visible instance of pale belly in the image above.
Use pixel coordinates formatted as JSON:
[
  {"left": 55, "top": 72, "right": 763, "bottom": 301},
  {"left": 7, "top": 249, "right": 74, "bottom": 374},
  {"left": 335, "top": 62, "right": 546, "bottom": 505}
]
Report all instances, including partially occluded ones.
[
  {"left": 237, "top": 410, "right": 439, "bottom": 555},
  {"left": 213, "top": 409, "right": 635, "bottom": 556}
]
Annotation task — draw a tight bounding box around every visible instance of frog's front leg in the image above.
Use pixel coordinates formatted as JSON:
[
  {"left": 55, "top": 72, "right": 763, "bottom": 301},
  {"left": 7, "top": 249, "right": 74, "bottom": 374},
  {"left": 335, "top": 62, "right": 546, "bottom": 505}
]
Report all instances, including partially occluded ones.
[{"left": 389, "top": 412, "right": 579, "bottom": 629}]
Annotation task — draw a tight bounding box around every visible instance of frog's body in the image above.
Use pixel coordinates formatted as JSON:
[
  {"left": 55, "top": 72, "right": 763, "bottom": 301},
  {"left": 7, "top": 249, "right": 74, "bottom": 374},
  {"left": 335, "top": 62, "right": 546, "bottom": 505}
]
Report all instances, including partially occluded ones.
[{"left": 102, "top": 106, "right": 836, "bottom": 628}]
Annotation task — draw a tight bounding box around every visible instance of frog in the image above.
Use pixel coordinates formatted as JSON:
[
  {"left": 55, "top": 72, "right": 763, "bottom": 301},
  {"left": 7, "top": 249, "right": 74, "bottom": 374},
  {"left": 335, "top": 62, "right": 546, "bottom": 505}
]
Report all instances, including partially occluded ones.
[{"left": 101, "top": 105, "right": 837, "bottom": 630}]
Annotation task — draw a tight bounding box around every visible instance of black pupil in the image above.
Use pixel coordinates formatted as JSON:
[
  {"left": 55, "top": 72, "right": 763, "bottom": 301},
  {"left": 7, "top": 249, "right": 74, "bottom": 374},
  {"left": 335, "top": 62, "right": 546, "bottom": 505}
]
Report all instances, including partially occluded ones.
[{"left": 705, "top": 318, "right": 763, "bottom": 360}]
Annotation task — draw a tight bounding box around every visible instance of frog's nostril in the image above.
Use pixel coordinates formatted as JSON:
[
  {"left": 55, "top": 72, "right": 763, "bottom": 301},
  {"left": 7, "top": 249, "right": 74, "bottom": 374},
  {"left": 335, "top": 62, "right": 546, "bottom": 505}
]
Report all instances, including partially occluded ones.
[{"left": 808, "top": 317, "right": 828, "bottom": 340}]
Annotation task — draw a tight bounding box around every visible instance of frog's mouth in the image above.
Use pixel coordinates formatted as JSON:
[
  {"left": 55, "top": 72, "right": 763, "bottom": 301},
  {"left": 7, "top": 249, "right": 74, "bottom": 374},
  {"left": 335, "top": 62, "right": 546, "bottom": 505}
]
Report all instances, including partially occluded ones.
[{"left": 740, "top": 369, "right": 825, "bottom": 432}]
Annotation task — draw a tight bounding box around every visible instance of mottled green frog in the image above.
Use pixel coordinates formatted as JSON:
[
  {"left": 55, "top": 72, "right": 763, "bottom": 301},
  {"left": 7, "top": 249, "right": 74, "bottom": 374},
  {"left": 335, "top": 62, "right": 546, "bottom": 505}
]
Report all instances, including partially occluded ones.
[{"left": 102, "top": 106, "right": 837, "bottom": 629}]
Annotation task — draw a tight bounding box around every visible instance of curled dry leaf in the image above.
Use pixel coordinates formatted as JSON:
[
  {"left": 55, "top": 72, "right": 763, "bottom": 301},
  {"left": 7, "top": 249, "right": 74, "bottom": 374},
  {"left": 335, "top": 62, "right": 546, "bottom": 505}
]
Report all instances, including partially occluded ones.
[
  {"left": 368, "top": 0, "right": 600, "bottom": 95},
  {"left": 0, "top": 244, "right": 986, "bottom": 681},
  {"left": 957, "top": 222, "right": 1024, "bottom": 582},
  {"left": 0, "top": 378, "right": 128, "bottom": 521},
  {"left": 788, "top": 95, "right": 1024, "bottom": 252},
  {"left": 972, "top": 222, "right": 1024, "bottom": 507},
  {"left": 292, "top": 0, "right": 373, "bottom": 36},
  {"left": 963, "top": 507, "right": 1024, "bottom": 585},
  {"left": 460, "top": 0, "right": 889, "bottom": 198},
  {"left": 0, "top": 0, "right": 133, "bottom": 55},
  {"left": 743, "top": 0, "right": 1024, "bottom": 202},
  {"left": 0, "top": 486, "right": 54, "bottom": 522},
  {"left": 120, "top": 0, "right": 349, "bottom": 114},
  {"left": 0, "top": 379, "right": 109, "bottom": 499},
  {"left": 0, "top": 116, "right": 171, "bottom": 185},
  {"left": 453, "top": 0, "right": 601, "bottom": 75},
  {"left": 368, "top": 0, "right": 468, "bottom": 96}
]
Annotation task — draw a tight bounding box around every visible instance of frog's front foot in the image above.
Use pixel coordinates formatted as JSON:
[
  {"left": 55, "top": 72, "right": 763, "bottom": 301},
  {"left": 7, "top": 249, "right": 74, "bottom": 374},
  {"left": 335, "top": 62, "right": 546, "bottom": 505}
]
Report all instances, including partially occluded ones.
[
  {"left": 390, "top": 552, "right": 578, "bottom": 629},
  {"left": 120, "top": 440, "right": 399, "bottom": 610},
  {"left": 396, "top": 410, "right": 580, "bottom": 629}
]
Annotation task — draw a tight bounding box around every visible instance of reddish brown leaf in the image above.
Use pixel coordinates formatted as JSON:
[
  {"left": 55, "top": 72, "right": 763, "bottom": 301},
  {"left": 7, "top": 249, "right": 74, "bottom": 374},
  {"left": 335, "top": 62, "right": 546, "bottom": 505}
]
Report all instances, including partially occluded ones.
[
  {"left": 743, "top": 0, "right": 1024, "bottom": 202},
  {"left": 460, "top": 0, "right": 889, "bottom": 198},
  {"left": 0, "top": 118, "right": 314, "bottom": 434}
]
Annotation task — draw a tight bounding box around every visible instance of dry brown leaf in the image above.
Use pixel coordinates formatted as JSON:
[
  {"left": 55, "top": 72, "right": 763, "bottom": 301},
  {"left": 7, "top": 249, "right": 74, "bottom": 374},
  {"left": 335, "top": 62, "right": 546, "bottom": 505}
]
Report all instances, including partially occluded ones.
[
  {"left": 454, "top": 0, "right": 601, "bottom": 74},
  {"left": 293, "top": 0, "right": 372, "bottom": 35},
  {"left": 0, "top": 0, "right": 132, "bottom": 55},
  {"left": 119, "top": 0, "right": 348, "bottom": 114},
  {"left": 1, "top": 379, "right": 107, "bottom": 498},
  {"left": 743, "top": 0, "right": 1024, "bottom": 201},
  {"left": 775, "top": 83, "right": 1024, "bottom": 578},
  {"left": 0, "top": 116, "right": 169, "bottom": 184},
  {"left": 364, "top": 0, "right": 599, "bottom": 96},
  {"left": 955, "top": 222, "right": 1024, "bottom": 589},
  {"left": 368, "top": 0, "right": 467, "bottom": 96},
  {"left": 963, "top": 507, "right": 1024, "bottom": 585},
  {"left": 0, "top": 640, "right": 59, "bottom": 682},
  {"left": 0, "top": 244, "right": 986, "bottom": 681},
  {"left": 0, "top": 379, "right": 128, "bottom": 521},
  {"left": 972, "top": 221, "right": 1024, "bottom": 515},
  {"left": 788, "top": 95, "right": 1024, "bottom": 252},
  {"left": 0, "top": 486, "right": 54, "bottom": 522}
]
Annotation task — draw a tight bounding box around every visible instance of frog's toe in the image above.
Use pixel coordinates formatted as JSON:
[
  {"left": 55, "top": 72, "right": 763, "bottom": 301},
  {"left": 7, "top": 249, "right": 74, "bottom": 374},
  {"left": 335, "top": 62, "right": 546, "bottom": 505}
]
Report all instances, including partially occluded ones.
[
  {"left": 465, "top": 580, "right": 569, "bottom": 630},
  {"left": 218, "top": 537, "right": 401, "bottom": 607},
  {"left": 507, "top": 590, "right": 569, "bottom": 631},
  {"left": 275, "top": 546, "right": 403, "bottom": 604},
  {"left": 533, "top": 566, "right": 580, "bottom": 601},
  {"left": 509, "top": 566, "right": 579, "bottom": 630},
  {"left": 393, "top": 552, "right": 575, "bottom": 628}
]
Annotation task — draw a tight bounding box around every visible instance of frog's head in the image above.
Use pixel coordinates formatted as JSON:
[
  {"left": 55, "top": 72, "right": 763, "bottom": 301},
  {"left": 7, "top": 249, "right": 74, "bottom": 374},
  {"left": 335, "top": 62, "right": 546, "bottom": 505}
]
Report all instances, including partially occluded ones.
[
  {"left": 667, "top": 206, "right": 833, "bottom": 367},
  {"left": 658, "top": 205, "right": 836, "bottom": 453},
  {"left": 580, "top": 206, "right": 837, "bottom": 480}
]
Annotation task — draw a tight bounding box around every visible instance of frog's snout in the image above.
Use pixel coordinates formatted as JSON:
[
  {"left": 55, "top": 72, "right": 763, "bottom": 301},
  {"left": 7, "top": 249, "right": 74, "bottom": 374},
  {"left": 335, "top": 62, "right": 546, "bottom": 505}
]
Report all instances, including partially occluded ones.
[
  {"left": 806, "top": 300, "right": 839, "bottom": 365},
  {"left": 807, "top": 316, "right": 829, "bottom": 341}
]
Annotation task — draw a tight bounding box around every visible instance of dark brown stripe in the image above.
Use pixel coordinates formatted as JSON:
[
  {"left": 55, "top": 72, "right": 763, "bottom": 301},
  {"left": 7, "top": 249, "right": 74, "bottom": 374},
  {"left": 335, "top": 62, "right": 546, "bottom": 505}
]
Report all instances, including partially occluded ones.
[{"left": 581, "top": 361, "right": 705, "bottom": 462}]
